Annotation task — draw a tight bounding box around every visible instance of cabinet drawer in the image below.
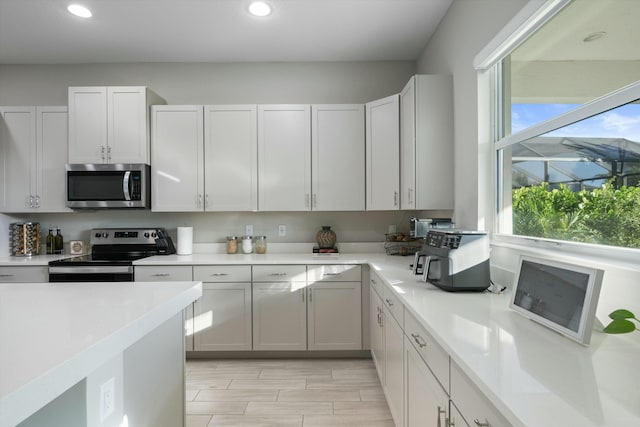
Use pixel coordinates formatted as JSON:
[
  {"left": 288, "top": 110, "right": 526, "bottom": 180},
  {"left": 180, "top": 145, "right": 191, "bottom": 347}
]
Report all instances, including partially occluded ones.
[
  {"left": 135, "top": 265, "right": 192, "bottom": 281},
  {"left": 0, "top": 266, "right": 48, "bottom": 283},
  {"left": 382, "top": 283, "right": 403, "bottom": 326},
  {"left": 194, "top": 265, "right": 251, "bottom": 282},
  {"left": 450, "top": 361, "right": 511, "bottom": 427},
  {"left": 308, "top": 264, "right": 361, "bottom": 283},
  {"left": 404, "top": 308, "right": 450, "bottom": 393},
  {"left": 252, "top": 265, "right": 306, "bottom": 282}
]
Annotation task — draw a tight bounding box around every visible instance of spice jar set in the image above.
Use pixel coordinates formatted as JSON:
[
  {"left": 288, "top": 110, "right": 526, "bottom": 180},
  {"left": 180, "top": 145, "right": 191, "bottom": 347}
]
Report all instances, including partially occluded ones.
[{"left": 226, "top": 235, "right": 267, "bottom": 254}]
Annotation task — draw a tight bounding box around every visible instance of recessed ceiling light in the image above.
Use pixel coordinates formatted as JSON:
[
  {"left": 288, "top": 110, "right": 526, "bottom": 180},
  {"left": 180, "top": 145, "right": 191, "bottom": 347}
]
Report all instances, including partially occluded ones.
[
  {"left": 248, "top": 1, "right": 272, "bottom": 17},
  {"left": 583, "top": 32, "right": 606, "bottom": 43},
  {"left": 67, "top": 4, "right": 92, "bottom": 18}
]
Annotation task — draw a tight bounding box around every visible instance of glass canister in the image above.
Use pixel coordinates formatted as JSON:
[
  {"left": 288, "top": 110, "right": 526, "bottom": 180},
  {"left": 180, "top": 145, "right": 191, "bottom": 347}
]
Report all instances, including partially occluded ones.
[
  {"left": 226, "top": 236, "right": 238, "bottom": 254},
  {"left": 241, "top": 236, "right": 253, "bottom": 254},
  {"left": 254, "top": 236, "right": 267, "bottom": 254}
]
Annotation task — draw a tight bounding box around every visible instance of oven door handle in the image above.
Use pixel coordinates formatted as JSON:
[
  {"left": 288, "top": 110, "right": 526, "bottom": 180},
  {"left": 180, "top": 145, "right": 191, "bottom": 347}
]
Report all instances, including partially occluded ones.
[
  {"left": 49, "top": 266, "right": 134, "bottom": 274},
  {"left": 123, "top": 171, "right": 132, "bottom": 201}
]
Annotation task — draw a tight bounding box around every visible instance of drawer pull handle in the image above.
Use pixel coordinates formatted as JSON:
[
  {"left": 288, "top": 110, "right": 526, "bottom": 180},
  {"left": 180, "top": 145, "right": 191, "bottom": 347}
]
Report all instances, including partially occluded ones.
[
  {"left": 270, "top": 272, "right": 287, "bottom": 276},
  {"left": 411, "top": 333, "right": 427, "bottom": 348},
  {"left": 385, "top": 298, "right": 394, "bottom": 307},
  {"left": 371, "top": 279, "right": 377, "bottom": 285},
  {"left": 153, "top": 273, "right": 170, "bottom": 277},
  {"left": 0, "top": 274, "right": 14, "bottom": 277},
  {"left": 474, "top": 419, "right": 490, "bottom": 427},
  {"left": 323, "top": 273, "right": 340, "bottom": 276},
  {"left": 210, "top": 273, "right": 228, "bottom": 276}
]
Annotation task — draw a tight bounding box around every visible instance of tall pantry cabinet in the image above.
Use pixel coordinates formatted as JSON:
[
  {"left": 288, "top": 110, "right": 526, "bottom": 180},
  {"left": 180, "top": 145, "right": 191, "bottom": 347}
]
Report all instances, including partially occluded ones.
[{"left": 0, "top": 106, "right": 69, "bottom": 212}]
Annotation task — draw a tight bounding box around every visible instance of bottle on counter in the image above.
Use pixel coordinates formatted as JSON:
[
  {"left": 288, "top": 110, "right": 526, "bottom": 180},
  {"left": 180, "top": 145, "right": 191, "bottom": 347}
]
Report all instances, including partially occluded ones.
[
  {"left": 54, "top": 228, "right": 64, "bottom": 254},
  {"left": 254, "top": 236, "right": 267, "bottom": 254},
  {"left": 226, "top": 236, "right": 238, "bottom": 254},
  {"left": 241, "top": 236, "right": 253, "bottom": 254},
  {"left": 46, "top": 228, "right": 55, "bottom": 255}
]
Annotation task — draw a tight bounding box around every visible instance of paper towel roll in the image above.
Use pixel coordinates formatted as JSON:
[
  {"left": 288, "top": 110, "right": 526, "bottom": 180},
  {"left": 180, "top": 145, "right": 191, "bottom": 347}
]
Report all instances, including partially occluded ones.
[{"left": 177, "top": 227, "right": 193, "bottom": 255}]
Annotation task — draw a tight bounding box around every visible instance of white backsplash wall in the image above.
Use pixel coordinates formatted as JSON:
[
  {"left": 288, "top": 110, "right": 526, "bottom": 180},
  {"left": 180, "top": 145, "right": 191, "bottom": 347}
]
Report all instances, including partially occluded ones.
[{"left": 17, "top": 210, "right": 451, "bottom": 247}]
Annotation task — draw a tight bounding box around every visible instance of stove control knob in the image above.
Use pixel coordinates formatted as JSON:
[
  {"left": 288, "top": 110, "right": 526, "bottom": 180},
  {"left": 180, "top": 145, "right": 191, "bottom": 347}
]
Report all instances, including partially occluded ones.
[
  {"left": 144, "top": 232, "right": 150, "bottom": 238},
  {"left": 102, "top": 232, "right": 108, "bottom": 238},
  {"left": 151, "top": 232, "right": 157, "bottom": 238},
  {"left": 95, "top": 233, "right": 101, "bottom": 238}
]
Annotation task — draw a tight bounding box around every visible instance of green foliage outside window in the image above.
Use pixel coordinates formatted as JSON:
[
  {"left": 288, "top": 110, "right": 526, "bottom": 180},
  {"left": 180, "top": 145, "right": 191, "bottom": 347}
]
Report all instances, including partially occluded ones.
[{"left": 512, "top": 181, "right": 640, "bottom": 248}]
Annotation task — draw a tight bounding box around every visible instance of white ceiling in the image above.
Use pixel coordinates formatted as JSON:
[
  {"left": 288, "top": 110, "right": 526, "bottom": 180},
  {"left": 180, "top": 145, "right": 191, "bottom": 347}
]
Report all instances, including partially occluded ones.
[{"left": 0, "top": 0, "right": 453, "bottom": 64}]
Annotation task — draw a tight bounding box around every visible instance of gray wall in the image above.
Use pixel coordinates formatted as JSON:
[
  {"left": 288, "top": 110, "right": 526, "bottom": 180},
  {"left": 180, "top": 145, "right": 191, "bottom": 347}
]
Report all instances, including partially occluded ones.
[
  {"left": 0, "top": 61, "right": 415, "bottom": 105},
  {"left": 415, "top": 0, "right": 528, "bottom": 229}
]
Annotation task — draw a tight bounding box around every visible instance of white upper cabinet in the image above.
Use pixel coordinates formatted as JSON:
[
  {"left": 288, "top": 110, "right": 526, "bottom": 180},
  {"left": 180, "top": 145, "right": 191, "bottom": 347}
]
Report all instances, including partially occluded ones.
[
  {"left": 204, "top": 105, "right": 258, "bottom": 211},
  {"left": 151, "top": 105, "right": 204, "bottom": 212},
  {"left": 366, "top": 94, "right": 400, "bottom": 210},
  {"left": 0, "top": 106, "right": 69, "bottom": 213},
  {"left": 311, "top": 105, "right": 365, "bottom": 211},
  {"left": 400, "top": 75, "right": 454, "bottom": 210},
  {"left": 258, "top": 105, "right": 311, "bottom": 211},
  {"left": 68, "top": 86, "right": 165, "bottom": 164}
]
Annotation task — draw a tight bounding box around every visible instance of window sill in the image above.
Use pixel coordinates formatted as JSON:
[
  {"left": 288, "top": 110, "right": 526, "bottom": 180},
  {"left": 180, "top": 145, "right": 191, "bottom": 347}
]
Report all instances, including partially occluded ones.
[{"left": 491, "top": 233, "right": 640, "bottom": 274}]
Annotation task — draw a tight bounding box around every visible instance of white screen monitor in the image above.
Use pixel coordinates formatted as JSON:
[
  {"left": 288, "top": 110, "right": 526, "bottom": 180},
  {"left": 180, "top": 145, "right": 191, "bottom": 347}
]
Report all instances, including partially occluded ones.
[{"left": 510, "top": 255, "right": 604, "bottom": 345}]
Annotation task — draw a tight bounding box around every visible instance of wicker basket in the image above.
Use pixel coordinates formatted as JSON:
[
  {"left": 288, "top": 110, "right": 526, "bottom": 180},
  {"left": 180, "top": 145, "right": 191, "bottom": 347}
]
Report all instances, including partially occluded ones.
[{"left": 384, "top": 233, "right": 423, "bottom": 256}]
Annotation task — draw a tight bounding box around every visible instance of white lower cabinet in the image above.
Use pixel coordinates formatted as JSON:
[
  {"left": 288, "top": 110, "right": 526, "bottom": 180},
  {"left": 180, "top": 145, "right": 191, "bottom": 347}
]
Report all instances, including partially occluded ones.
[
  {"left": 450, "top": 361, "right": 511, "bottom": 427},
  {"left": 384, "top": 304, "right": 404, "bottom": 427},
  {"left": 404, "top": 335, "right": 449, "bottom": 427},
  {"left": 253, "top": 281, "right": 307, "bottom": 350},
  {"left": 193, "top": 266, "right": 252, "bottom": 351},
  {"left": 449, "top": 402, "right": 470, "bottom": 427},
  {"left": 134, "top": 265, "right": 195, "bottom": 350},
  {"left": 370, "top": 282, "right": 385, "bottom": 383},
  {"left": 308, "top": 281, "right": 361, "bottom": 350}
]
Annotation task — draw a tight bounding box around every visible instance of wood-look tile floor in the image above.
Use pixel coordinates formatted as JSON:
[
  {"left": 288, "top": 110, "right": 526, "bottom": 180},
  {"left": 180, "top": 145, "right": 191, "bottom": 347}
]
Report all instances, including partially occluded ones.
[{"left": 185, "top": 358, "right": 393, "bottom": 427}]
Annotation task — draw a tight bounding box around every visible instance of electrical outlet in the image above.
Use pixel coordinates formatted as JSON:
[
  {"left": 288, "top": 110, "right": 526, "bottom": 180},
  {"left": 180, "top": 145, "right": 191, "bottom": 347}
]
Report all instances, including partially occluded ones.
[
  {"left": 99, "top": 377, "right": 115, "bottom": 422},
  {"left": 388, "top": 224, "right": 397, "bottom": 234},
  {"left": 245, "top": 224, "right": 253, "bottom": 236},
  {"left": 278, "top": 225, "right": 286, "bottom": 237}
]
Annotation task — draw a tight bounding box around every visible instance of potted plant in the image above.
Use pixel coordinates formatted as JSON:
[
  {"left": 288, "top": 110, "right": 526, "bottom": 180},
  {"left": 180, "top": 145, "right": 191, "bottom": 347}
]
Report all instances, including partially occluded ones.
[{"left": 603, "top": 309, "right": 639, "bottom": 334}]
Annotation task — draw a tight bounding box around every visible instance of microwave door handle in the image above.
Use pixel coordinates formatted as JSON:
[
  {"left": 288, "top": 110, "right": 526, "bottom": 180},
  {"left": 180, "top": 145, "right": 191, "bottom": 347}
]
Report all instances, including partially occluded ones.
[{"left": 123, "top": 171, "right": 131, "bottom": 201}]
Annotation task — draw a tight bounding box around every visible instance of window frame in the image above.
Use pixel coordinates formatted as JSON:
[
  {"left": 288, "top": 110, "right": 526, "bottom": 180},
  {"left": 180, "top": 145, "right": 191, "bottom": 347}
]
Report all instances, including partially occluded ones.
[{"left": 484, "top": 0, "right": 640, "bottom": 266}]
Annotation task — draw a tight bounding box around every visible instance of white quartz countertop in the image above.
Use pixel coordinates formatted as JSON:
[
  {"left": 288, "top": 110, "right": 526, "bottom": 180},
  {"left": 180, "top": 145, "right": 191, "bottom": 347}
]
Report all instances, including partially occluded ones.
[
  {"left": 0, "top": 254, "right": 68, "bottom": 266},
  {"left": 3, "top": 251, "right": 638, "bottom": 426},
  {"left": 0, "top": 280, "right": 202, "bottom": 427}
]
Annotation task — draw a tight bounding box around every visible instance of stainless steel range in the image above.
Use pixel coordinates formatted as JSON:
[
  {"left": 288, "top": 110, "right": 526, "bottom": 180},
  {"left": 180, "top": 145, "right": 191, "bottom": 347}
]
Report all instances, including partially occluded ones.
[{"left": 48, "top": 227, "right": 175, "bottom": 282}]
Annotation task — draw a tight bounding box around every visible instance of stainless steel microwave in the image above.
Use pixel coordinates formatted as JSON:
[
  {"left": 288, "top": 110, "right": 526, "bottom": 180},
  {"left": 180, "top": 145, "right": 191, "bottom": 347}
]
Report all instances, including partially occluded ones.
[{"left": 65, "top": 163, "right": 151, "bottom": 209}]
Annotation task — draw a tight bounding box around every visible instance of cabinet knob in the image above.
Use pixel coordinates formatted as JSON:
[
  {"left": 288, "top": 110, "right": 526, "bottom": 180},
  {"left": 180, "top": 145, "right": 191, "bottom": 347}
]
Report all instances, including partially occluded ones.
[
  {"left": 35, "top": 195, "right": 40, "bottom": 208},
  {"left": 385, "top": 298, "right": 394, "bottom": 307},
  {"left": 411, "top": 333, "right": 427, "bottom": 348},
  {"left": 393, "top": 191, "right": 398, "bottom": 206},
  {"left": 29, "top": 195, "right": 34, "bottom": 208}
]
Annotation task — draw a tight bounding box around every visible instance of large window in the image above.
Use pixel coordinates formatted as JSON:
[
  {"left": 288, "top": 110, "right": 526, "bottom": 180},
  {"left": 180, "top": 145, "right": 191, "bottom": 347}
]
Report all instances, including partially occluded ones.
[{"left": 495, "top": 0, "right": 640, "bottom": 249}]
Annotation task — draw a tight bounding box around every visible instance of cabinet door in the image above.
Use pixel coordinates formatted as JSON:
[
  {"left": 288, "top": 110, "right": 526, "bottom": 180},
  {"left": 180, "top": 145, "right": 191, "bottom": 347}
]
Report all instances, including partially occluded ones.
[
  {"left": 400, "top": 77, "right": 416, "bottom": 210},
  {"left": 366, "top": 95, "right": 400, "bottom": 210},
  {"left": 0, "top": 107, "right": 36, "bottom": 211},
  {"left": 107, "top": 87, "right": 148, "bottom": 164},
  {"left": 258, "top": 105, "right": 311, "bottom": 211},
  {"left": 311, "top": 105, "right": 365, "bottom": 211},
  {"left": 413, "top": 75, "right": 454, "bottom": 210},
  {"left": 68, "top": 87, "right": 107, "bottom": 163},
  {"left": 405, "top": 336, "right": 449, "bottom": 427},
  {"left": 369, "top": 281, "right": 385, "bottom": 384},
  {"left": 204, "top": 105, "right": 258, "bottom": 211},
  {"left": 37, "top": 107, "right": 70, "bottom": 212},
  {"left": 134, "top": 265, "right": 193, "bottom": 282},
  {"left": 384, "top": 309, "right": 404, "bottom": 427},
  {"left": 194, "top": 282, "right": 252, "bottom": 351},
  {"left": 308, "top": 281, "right": 361, "bottom": 350},
  {"left": 151, "top": 105, "right": 204, "bottom": 212},
  {"left": 252, "top": 282, "right": 307, "bottom": 350}
]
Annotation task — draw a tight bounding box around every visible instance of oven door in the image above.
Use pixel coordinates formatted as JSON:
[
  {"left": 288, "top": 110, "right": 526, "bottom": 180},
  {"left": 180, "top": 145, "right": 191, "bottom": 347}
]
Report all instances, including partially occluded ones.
[{"left": 48, "top": 266, "right": 134, "bottom": 282}]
